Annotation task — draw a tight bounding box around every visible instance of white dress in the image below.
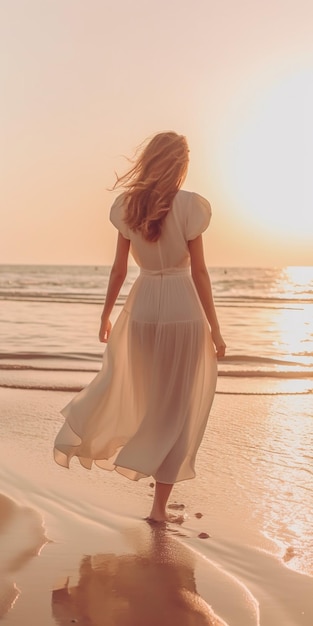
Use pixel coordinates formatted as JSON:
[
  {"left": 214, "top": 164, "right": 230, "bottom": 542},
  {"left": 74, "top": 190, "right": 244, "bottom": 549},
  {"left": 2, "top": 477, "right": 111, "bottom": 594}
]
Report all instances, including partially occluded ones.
[{"left": 54, "top": 190, "right": 217, "bottom": 483}]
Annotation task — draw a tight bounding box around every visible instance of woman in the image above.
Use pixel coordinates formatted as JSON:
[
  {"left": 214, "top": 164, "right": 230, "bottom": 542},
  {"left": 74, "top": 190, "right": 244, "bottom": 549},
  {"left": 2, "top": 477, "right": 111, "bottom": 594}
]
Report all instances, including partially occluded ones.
[{"left": 54, "top": 132, "right": 226, "bottom": 522}]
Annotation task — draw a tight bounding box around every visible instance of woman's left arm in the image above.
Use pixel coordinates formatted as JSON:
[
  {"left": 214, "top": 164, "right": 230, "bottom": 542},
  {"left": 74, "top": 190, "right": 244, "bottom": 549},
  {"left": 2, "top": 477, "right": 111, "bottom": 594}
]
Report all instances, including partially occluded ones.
[{"left": 99, "top": 233, "right": 130, "bottom": 342}]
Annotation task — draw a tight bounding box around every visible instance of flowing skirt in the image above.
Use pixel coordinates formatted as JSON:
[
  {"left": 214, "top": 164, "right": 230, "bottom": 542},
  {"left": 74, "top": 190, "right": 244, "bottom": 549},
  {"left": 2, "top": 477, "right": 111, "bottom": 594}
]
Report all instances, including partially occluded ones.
[{"left": 54, "top": 269, "right": 217, "bottom": 483}]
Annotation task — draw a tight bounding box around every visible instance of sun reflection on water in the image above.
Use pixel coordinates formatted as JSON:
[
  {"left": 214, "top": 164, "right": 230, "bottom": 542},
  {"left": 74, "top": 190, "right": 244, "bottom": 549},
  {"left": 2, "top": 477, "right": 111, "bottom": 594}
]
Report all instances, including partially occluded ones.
[
  {"left": 266, "top": 267, "right": 313, "bottom": 372},
  {"left": 284, "top": 266, "right": 313, "bottom": 290},
  {"left": 259, "top": 393, "right": 313, "bottom": 575}
]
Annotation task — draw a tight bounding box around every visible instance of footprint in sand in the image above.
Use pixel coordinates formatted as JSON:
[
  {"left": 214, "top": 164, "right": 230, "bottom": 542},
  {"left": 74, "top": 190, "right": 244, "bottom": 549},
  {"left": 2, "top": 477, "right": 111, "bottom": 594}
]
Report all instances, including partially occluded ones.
[
  {"left": 168, "top": 503, "right": 185, "bottom": 511},
  {"left": 283, "top": 546, "right": 296, "bottom": 562}
]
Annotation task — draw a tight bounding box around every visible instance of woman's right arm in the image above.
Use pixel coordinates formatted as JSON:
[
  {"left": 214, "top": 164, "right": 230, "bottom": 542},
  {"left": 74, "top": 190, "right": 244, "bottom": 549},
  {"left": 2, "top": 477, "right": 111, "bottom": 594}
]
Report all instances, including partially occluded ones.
[{"left": 188, "top": 235, "right": 226, "bottom": 358}]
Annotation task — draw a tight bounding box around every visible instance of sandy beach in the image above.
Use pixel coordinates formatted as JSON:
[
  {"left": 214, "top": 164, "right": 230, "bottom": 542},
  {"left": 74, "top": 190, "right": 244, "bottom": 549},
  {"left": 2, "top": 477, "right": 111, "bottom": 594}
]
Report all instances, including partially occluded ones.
[{"left": 0, "top": 387, "right": 312, "bottom": 626}]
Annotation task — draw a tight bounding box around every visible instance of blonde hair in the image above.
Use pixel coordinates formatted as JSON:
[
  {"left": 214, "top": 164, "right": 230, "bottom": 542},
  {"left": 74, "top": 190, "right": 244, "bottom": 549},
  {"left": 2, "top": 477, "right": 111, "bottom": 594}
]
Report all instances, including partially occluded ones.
[{"left": 113, "top": 132, "right": 189, "bottom": 242}]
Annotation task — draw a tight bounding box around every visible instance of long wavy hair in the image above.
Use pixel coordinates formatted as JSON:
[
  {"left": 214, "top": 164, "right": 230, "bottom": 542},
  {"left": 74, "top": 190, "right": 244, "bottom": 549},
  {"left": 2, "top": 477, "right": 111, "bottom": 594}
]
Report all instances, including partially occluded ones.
[{"left": 113, "top": 132, "right": 189, "bottom": 242}]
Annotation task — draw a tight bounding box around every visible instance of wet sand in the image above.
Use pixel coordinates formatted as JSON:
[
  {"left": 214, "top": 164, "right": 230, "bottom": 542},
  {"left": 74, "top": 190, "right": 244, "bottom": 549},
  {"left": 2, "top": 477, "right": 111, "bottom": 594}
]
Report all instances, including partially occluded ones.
[{"left": 0, "top": 387, "right": 312, "bottom": 625}]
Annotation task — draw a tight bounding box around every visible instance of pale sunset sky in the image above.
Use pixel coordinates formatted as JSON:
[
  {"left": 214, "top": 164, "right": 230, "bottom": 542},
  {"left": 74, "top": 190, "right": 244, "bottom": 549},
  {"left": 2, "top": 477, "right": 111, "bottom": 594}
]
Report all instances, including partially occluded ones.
[{"left": 1, "top": 0, "right": 312, "bottom": 266}]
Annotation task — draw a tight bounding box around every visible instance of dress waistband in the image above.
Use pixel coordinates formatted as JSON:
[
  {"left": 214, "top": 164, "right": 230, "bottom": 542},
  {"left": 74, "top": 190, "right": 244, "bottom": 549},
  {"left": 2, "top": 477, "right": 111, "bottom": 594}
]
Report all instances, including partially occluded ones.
[{"left": 140, "top": 267, "right": 190, "bottom": 277}]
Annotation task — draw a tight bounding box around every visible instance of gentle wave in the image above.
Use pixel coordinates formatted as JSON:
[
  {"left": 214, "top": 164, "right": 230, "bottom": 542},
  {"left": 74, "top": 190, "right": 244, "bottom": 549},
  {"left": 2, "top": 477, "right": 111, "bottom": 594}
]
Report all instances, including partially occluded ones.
[
  {"left": 0, "top": 351, "right": 102, "bottom": 362},
  {"left": 216, "top": 295, "right": 313, "bottom": 304},
  {"left": 222, "top": 354, "right": 312, "bottom": 366},
  {"left": 1, "top": 290, "right": 313, "bottom": 306},
  {"left": 0, "top": 383, "right": 83, "bottom": 392},
  {"left": 0, "top": 364, "right": 99, "bottom": 373},
  {"left": 1, "top": 351, "right": 311, "bottom": 365},
  {"left": 0, "top": 293, "right": 126, "bottom": 306},
  {"left": 0, "top": 353, "right": 312, "bottom": 379},
  {"left": 0, "top": 381, "right": 312, "bottom": 395},
  {"left": 221, "top": 370, "right": 313, "bottom": 378},
  {"left": 0, "top": 365, "right": 312, "bottom": 379}
]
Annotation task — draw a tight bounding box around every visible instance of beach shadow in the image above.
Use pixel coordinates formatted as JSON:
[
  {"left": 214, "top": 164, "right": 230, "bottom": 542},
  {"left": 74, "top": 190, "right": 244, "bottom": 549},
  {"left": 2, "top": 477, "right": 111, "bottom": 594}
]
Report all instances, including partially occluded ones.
[{"left": 52, "top": 525, "right": 227, "bottom": 626}]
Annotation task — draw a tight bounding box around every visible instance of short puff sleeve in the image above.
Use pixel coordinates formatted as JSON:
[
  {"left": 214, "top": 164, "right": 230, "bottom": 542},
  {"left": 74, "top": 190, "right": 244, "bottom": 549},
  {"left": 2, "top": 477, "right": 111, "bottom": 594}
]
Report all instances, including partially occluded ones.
[
  {"left": 186, "top": 193, "right": 212, "bottom": 240},
  {"left": 109, "top": 194, "right": 130, "bottom": 240}
]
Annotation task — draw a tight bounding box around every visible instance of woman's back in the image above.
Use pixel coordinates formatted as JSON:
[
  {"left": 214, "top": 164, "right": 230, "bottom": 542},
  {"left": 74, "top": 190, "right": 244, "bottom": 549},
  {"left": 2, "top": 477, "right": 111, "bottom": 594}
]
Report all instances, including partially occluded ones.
[{"left": 110, "top": 190, "right": 211, "bottom": 271}]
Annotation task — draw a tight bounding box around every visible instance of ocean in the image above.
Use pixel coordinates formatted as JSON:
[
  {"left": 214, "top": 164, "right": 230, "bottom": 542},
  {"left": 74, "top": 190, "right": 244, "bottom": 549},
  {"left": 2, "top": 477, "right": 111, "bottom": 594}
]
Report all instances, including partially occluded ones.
[
  {"left": 1, "top": 264, "right": 312, "bottom": 390},
  {"left": 0, "top": 264, "right": 312, "bottom": 579}
]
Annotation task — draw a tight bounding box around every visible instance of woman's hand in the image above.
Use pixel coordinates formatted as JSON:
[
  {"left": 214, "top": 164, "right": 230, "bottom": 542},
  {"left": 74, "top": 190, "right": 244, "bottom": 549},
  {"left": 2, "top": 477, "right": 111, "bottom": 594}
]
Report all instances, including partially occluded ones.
[
  {"left": 211, "top": 327, "right": 226, "bottom": 359},
  {"left": 99, "top": 318, "right": 112, "bottom": 343}
]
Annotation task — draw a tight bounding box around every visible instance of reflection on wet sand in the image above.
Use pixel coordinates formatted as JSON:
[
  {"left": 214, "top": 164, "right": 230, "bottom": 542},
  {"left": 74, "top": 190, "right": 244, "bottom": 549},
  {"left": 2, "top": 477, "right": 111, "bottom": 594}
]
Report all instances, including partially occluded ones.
[
  {"left": 52, "top": 525, "right": 228, "bottom": 626},
  {"left": 0, "top": 493, "right": 47, "bottom": 619}
]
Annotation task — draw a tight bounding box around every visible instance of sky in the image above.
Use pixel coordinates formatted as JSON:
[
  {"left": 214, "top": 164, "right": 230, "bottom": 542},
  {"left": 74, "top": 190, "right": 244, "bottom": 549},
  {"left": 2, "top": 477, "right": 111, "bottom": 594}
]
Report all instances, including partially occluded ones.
[{"left": 1, "top": 0, "right": 312, "bottom": 266}]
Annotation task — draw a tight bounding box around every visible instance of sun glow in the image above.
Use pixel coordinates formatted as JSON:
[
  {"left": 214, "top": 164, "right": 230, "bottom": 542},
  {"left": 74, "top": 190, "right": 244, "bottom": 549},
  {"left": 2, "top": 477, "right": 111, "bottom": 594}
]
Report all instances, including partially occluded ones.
[
  {"left": 283, "top": 265, "right": 313, "bottom": 289},
  {"left": 219, "top": 68, "right": 313, "bottom": 240}
]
